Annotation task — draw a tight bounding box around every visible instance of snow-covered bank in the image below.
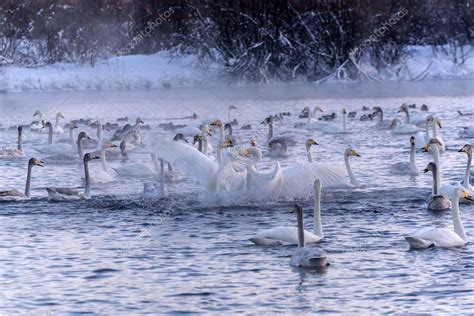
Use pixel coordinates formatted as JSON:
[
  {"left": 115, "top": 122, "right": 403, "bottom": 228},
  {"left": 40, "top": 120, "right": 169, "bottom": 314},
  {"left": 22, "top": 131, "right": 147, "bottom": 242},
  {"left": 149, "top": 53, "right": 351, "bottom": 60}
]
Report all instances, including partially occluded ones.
[{"left": 1, "top": 46, "right": 473, "bottom": 92}]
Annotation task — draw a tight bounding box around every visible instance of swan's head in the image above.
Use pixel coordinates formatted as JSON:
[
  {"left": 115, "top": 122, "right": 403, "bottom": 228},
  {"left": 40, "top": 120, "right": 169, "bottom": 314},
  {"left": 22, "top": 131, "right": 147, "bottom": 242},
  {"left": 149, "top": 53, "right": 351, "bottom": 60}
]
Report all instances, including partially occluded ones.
[
  {"left": 33, "top": 110, "right": 42, "bottom": 117},
  {"left": 422, "top": 138, "right": 442, "bottom": 152},
  {"left": 313, "top": 179, "right": 321, "bottom": 192},
  {"left": 398, "top": 103, "right": 408, "bottom": 113},
  {"left": 84, "top": 153, "right": 100, "bottom": 163},
  {"left": 423, "top": 162, "right": 437, "bottom": 173},
  {"left": 89, "top": 120, "right": 101, "bottom": 128},
  {"left": 291, "top": 204, "right": 304, "bottom": 216},
  {"left": 29, "top": 158, "right": 44, "bottom": 167},
  {"left": 193, "top": 135, "right": 204, "bottom": 145},
  {"left": 120, "top": 140, "right": 127, "bottom": 153},
  {"left": 409, "top": 136, "right": 416, "bottom": 145},
  {"left": 41, "top": 122, "right": 52, "bottom": 130},
  {"left": 250, "top": 139, "right": 257, "bottom": 147},
  {"left": 433, "top": 116, "right": 442, "bottom": 128},
  {"left": 78, "top": 131, "right": 91, "bottom": 140},
  {"left": 260, "top": 116, "right": 273, "bottom": 125},
  {"left": 306, "top": 138, "right": 318, "bottom": 148},
  {"left": 102, "top": 141, "right": 117, "bottom": 149},
  {"left": 345, "top": 148, "right": 361, "bottom": 157},
  {"left": 202, "top": 125, "right": 213, "bottom": 136},
  {"left": 421, "top": 104, "right": 429, "bottom": 111},
  {"left": 221, "top": 137, "right": 234, "bottom": 148},
  {"left": 17, "top": 125, "right": 23, "bottom": 134},
  {"left": 69, "top": 122, "right": 78, "bottom": 130},
  {"left": 390, "top": 118, "right": 402, "bottom": 128},
  {"left": 229, "top": 105, "right": 237, "bottom": 110},
  {"left": 56, "top": 112, "right": 65, "bottom": 119},
  {"left": 224, "top": 123, "right": 232, "bottom": 131},
  {"left": 301, "top": 106, "right": 311, "bottom": 113},
  {"left": 342, "top": 108, "right": 347, "bottom": 115},
  {"left": 314, "top": 106, "right": 324, "bottom": 112},
  {"left": 136, "top": 117, "right": 144, "bottom": 124},
  {"left": 458, "top": 144, "right": 472, "bottom": 154},
  {"left": 210, "top": 119, "right": 223, "bottom": 127},
  {"left": 173, "top": 133, "right": 188, "bottom": 143},
  {"left": 454, "top": 188, "right": 474, "bottom": 201}
]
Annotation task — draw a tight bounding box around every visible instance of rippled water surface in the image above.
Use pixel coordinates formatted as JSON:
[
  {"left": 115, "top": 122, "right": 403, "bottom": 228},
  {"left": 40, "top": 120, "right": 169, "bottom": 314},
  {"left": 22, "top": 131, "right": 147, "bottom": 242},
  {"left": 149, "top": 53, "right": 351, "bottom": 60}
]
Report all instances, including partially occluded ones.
[{"left": 1, "top": 80, "right": 474, "bottom": 314}]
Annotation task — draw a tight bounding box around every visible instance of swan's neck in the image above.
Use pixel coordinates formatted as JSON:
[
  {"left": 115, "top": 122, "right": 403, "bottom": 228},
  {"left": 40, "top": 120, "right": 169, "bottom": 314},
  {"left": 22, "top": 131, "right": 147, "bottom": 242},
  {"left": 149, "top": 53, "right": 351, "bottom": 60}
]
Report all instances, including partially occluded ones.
[
  {"left": 48, "top": 124, "right": 53, "bottom": 144},
  {"left": 202, "top": 135, "right": 208, "bottom": 155},
  {"left": 24, "top": 163, "right": 33, "bottom": 197},
  {"left": 217, "top": 124, "right": 224, "bottom": 163},
  {"left": 432, "top": 145, "right": 441, "bottom": 187},
  {"left": 55, "top": 115, "right": 60, "bottom": 127},
  {"left": 167, "top": 162, "right": 173, "bottom": 172},
  {"left": 296, "top": 210, "right": 305, "bottom": 248},
  {"left": 431, "top": 163, "right": 440, "bottom": 195},
  {"left": 342, "top": 112, "right": 347, "bottom": 133},
  {"left": 160, "top": 159, "right": 166, "bottom": 196},
  {"left": 306, "top": 145, "right": 313, "bottom": 163},
  {"left": 84, "top": 160, "right": 91, "bottom": 198},
  {"left": 345, "top": 155, "right": 359, "bottom": 186},
  {"left": 405, "top": 110, "right": 410, "bottom": 124},
  {"left": 463, "top": 151, "right": 472, "bottom": 187},
  {"left": 228, "top": 108, "right": 231, "bottom": 123},
  {"left": 410, "top": 143, "right": 416, "bottom": 168},
  {"left": 100, "top": 147, "right": 109, "bottom": 173},
  {"left": 425, "top": 119, "right": 430, "bottom": 139},
  {"left": 77, "top": 137, "right": 84, "bottom": 161},
  {"left": 197, "top": 138, "right": 203, "bottom": 152},
  {"left": 267, "top": 123, "right": 273, "bottom": 141},
  {"left": 432, "top": 121, "right": 438, "bottom": 138},
  {"left": 226, "top": 124, "right": 233, "bottom": 136},
  {"left": 17, "top": 129, "right": 23, "bottom": 152},
  {"left": 69, "top": 128, "right": 77, "bottom": 152},
  {"left": 378, "top": 110, "right": 383, "bottom": 123},
  {"left": 452, "top": 196, "right": 468, "bottom": 242},
  {"left": 313, "top": 186, "right": 323, "bottom": 238},
  {"left": 96, "top": 123, "right": 103, "bottom": 151},
  {"left": 307, "top": 111, "right": 313, "bottom": 124}
]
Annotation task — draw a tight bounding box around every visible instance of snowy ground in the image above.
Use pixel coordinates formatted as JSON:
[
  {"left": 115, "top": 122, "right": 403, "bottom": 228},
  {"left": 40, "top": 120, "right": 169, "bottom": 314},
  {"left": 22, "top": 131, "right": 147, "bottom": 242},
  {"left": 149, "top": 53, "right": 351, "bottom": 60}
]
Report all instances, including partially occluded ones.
[{"left": 1, "top": 46, "right": 473, "bottom": 92}]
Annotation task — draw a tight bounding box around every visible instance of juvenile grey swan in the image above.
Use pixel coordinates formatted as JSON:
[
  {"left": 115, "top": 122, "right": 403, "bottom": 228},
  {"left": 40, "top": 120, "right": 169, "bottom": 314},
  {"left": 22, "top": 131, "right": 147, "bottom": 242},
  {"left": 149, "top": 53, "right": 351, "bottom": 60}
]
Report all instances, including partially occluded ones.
[
  {"left": 423, "top": 162, "right": 451, "bottom": 211},
  {"left": 0, "top": 126, "right": 24, "bottom": 158},
  {"left": 46, "top": 153, "right": 100, "bottom": 201},
  {"left": 289, "top": 203, "right": 329, "bottom": 268},
  {"left": 0, "top": 158, "right": 44, "bottom": 201}
]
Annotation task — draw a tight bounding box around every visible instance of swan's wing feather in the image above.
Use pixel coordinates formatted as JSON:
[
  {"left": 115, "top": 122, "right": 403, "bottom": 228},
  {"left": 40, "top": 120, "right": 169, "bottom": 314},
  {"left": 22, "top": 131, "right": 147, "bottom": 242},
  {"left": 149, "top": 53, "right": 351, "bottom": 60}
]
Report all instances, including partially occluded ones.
[
  {"left": 152, "top": 139, "right": 218, "bottom": 187},
  {"left": 252, "top": 226, "right": 321, "bottom": 245},
  {"left": 416, "top": 228, "right": 465, "bottom": 247},
  {"left": 247, "top": 161, "right": 283, "bottom": 199}
]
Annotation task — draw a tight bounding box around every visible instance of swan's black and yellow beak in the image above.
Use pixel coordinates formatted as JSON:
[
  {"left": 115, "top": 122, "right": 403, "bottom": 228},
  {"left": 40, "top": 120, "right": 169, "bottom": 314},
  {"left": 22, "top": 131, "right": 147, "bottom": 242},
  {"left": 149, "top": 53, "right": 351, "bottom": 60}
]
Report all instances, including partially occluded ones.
[
  {"left": 464, "top": 192, "right": 474, "bottom": 201},
  {"left": 352, "top": 150, "right": 361, "bottom": 157},
  {"left": 422, "top": 144, "right": 430, "bottom": 152},
  {"left": 38, "top": 160, "right": 45, "bottom": 167}
]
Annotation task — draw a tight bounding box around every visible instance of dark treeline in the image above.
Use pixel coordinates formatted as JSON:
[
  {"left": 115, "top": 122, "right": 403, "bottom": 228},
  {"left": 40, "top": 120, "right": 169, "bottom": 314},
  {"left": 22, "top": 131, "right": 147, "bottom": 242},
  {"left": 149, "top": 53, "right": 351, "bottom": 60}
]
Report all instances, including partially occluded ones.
[{"left": 1, "top": 0, "right": 473, "bottom": 82}]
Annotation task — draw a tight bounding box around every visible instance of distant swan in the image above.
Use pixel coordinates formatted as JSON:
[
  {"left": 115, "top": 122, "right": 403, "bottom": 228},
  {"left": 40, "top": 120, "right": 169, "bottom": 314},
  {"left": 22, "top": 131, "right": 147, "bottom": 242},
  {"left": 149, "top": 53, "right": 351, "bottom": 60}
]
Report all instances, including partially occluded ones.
[
  {"left": 46, "top": 153, "right": 100, "bottom": 201},
  {"left": 405, "top": 187, "right": 472, "bottom": 248},
  {"left": 250, "top": 179, "right": 324, "bottom": 246},
  {"left": 0, "top": 158, "right": 44, "bottom": 201},
  {"left": 322, "top": 108, "right": 350, "bottom": 134},
  {"left": 36, "top": 122, "right": 75, "bottom": 155},
  {"left": 423, "top": 162, "right": 451, "bottom": 211},
  {"left": 53, "top": 112, "right": 65, "bottom": 134},
  {"left": 390, "top": 118, "right": 423, "bottom": 135},
  {"left": 391, "top": 136, "right": 419, "bottom": 175},
  {"left": 29, "top": 110, "right": 44, "bottom": 132},
  {"left": 289, "top": 203, "right": 329, "bottom": 268},
  {"left": 0, "top": 126, "right": 24, "bottom": 158}
]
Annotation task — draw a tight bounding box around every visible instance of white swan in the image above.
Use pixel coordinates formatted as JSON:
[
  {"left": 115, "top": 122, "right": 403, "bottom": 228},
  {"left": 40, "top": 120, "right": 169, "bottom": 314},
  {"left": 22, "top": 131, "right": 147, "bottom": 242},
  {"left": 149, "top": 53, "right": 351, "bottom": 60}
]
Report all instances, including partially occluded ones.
[
  {"left": 261, "top": 116, "right": 297, "bottom": 146},
  {"left": 29, "top": 110, "right": 44, "bottom": 132},
  {"left": 459, "top": 127, "right": 474, "bottom": 138},
  {"left": 390, "top": 118, "right": 423, "bottom": 135},
  {"left": 53, "top": 112, "right": 65, "bottom": 134},
  {"left": 0, "top": 158, "right": 44, "bottom": 201},
  {"left": 458, "top": 144, "right": 474, "bottom": 194},
  {"left": 36, "top": 122, "right": 75, "bottom": 155},
  {"left": 87, "top": 141, "right": 118, "bottom": 184},
  {"left": 289, "top": 203, "right": 329, "bottom": 268},
  {"left": 414, "top": 115, "right": 432, "bottom": 150},
  {"left": 398, "top": 103, "right": 428, "bottom": 126},
  {"left": 227, "top": 104, "right": 238, "bottom": 125},
  {"left": 241, "top": 146, "right": 283, "bottom": 200},
  {"left": 391, "top": 136, "right": 419, "bottom": 175},
  {"left": 325, "top": 148, "right": 362, "bottom": 189},
  {"left": 113, "top": 154, "right": 158, "bottom": 178},
  {"left": 304, "top": 106, "right": 329, "bottom": 130},
  {"left": 0, "top": 126, "right": 24, "bottom": 158},
  {"left": 281, "top": 139, "right": 348, "bottom": 197},
  {"left": 430, "top": 116, "right": 445, "bottom": 152},
  {"left": 322, "top": 108, "right": 350, "bottom": 134},
  {"left": 143, "top": 158, "right": 168, "bottom": 197},
  {"left": 251, "top": 179, "right": 324, "bottom": 246},
  {"left": 405, "top": 187, "right": 472, "bottom": 248},
  {"left": 46, "top": 153, "right": 100, "bottom": 201},
  {"left": 43, "top": 131, "right": 90, "bottom": 164}
]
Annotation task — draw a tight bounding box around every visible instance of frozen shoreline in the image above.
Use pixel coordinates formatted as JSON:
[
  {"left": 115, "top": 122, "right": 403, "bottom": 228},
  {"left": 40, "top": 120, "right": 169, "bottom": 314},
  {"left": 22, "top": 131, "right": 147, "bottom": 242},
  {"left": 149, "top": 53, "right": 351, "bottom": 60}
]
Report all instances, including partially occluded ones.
[{"left": 1, "top": 46, "right": 473, "bottom": 93}]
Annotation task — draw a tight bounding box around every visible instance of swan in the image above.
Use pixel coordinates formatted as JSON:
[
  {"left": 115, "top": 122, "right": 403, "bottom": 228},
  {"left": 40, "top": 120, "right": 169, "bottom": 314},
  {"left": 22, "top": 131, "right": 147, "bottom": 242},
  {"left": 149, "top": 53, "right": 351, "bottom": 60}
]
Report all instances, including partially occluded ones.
[
  {"left": 372, "top": 107, "right": 391, "bottom": 129},
  {"left": 0, "top": 126, "right": 24, "bottom": 158},
  {"left": 304, "top": 106, "right": 329, "bottom": 130},
  {"left": 87, "top": 141, "right": 118, "bottom": 184},
  {"left": 281, "top": 140, "right": 349, "bottom": 197},
  {"left": 123, "top": 117, "right": 144, "bottom": 145},
  {"left": 324, "top": 148, "right": 362, "bottom": 189},
  {"left": 322, "top": 108, "right": 350, "bottom": 134},
  {"left": 405, "top": 187, "right": 472, "bottom": 248},
  {"left": 29, "top": 110, "right": 44, "bottom": 132},
  {"left": 390, "top": 136, "right": 419, "bottom": 175},
  {"left": 261, "top": 116, "right": 297, "bottom": 146},
  {"left": 43, "top": 131, "right": 90, "bottom": 164},
  {"left": 458, "top": 144, "right": 474, "bottom": 194},
  {"left": 228, "top": 104, "right": 238, "bottom": 125},
  {"left": 267, "top": 139, "right": 288, "bottom": 157},
  {"left": 53, "top": 112, "right": 65, "bottom": 134},
  {"left": 89, "top": 120, "right": 122, "bottom": 159},
  {"left": 36, "top": 122, "right": 75, "bottom": 155},
  {"left": 289, "top": 203, "right": 329, "bottom": 268},
  {"left": 209, "top": 119, "right": 231, "bottom": 163},
  {"left": 0, "top": 158, "right": 44, "bottom": 201},
  {"left": 241, "top": 146, "right": 283, "bottom": 200},
  {"left": 430, "top": 116, "right": 445, "bottom": 152},
  {"left": 414, "top": 115, "right": 432, "bottom": 150},
  {"left": 250, "top": 179, "right": 324, "bottom": 246},
  {"left": 113, "top": 153, "right": 158, "bottom": 178},
  {"left": 390, "top": 118, "right": 423, "bottom": 135},
  {"left": 143, "top": 158, "right": 168, "bottom": 197},
  {"left": 398, "top": 103, "right": 428, "bottom": 126},
  {"left": 46, "top": 153, "right": 100, "bottom": 201},
  {"left": 423, "top": 162, "right": 452, "bottom": 211}
]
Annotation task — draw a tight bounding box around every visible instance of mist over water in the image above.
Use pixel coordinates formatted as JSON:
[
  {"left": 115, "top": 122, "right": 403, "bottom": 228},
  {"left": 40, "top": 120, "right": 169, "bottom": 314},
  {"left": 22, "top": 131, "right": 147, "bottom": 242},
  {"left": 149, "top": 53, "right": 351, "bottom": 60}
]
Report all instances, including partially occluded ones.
[{"left": 1, "top": 80, "right": 474, "bottom": 314}]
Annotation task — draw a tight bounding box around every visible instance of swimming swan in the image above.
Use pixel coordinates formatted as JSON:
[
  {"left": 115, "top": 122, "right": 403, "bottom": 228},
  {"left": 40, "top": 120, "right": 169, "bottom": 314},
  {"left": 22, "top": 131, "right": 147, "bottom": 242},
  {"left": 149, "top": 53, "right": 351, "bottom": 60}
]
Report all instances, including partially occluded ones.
[
  {"left": 289, "top": 203, "right": 329, "bottom": 268},
  {"left": 0, "top": 126, "right": 24, "bottom": 158},
  {"left": 390, "top": 118, "right": 423, "bottom": 135},
  {"left": 391, "top": 136, "right": 419, "bottom": 175},
  {"left": 0, "top": 158, "right": 44, "bottom": 201},
  {"left": 322, "top": 108, "right": 350, "bottom": 134},
  {"left": 251, "top": 179, "right": 325, "bottom": 246},
  {"left": 423, "top": 162, "right": 451, "bottom": 211},
  {"left": 405, "top": 187, "right": 472, "bottom": 248}
]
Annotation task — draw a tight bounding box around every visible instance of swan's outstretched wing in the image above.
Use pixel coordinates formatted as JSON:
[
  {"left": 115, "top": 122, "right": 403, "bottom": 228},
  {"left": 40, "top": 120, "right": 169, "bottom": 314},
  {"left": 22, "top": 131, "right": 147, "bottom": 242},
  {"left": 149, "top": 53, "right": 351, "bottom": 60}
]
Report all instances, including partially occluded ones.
[
  {"left": 282, "top": 162, "right": 346, "bottom": 198},
  {"left": 214, "top": 151, "right": 247, "bottom": 196},
  {"left": 152, "top": 139, "right": 219, "bottom": 188},
  {"left": 247, "top": 161, "right": 283, "bottom": 200}
]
